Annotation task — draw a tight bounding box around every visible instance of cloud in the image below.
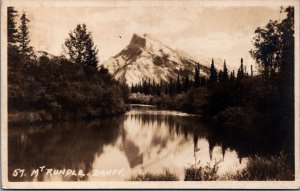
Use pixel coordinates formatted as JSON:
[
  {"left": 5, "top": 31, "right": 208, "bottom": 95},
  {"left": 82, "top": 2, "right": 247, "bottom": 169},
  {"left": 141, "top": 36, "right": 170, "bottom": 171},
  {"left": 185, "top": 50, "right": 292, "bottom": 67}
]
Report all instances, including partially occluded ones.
[{"left": 15, "top": 6, "right": 283, "bottom": 68}]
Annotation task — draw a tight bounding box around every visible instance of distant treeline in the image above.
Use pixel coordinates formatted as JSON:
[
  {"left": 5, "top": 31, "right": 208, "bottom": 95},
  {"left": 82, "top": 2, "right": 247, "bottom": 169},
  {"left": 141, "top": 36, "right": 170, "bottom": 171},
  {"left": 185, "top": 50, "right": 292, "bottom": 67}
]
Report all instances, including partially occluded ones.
[
  {"left": 7, "top": 8, "right": 129, "bottom": 124},
  {"left": 131, "top": 58, "right": 253, "bottom": 96}
]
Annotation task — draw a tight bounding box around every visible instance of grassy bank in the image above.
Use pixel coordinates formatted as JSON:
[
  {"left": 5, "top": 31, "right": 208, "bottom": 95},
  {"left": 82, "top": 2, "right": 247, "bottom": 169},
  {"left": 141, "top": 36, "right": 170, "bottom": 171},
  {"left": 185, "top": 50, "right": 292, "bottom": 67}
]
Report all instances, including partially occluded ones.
[
  {"left": 8, "top": 106, "right": 129, "bottom": 125},
  {"left": 127, "top": 152, "right": 294, "bottom": 181},
  {"left": 8, "top": 110, "right": 53, "bottom": 125},
  {"left": 223, "top": 152, "right": 294, "bottom": 181}
]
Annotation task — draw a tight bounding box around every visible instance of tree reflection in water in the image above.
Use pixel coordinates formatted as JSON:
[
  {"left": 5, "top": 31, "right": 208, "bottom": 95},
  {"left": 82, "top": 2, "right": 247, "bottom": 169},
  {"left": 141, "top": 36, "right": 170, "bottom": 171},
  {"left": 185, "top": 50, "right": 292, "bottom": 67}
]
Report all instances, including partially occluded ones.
[{"left": 8, "top": 105, "right": 285, "bottom": 181}]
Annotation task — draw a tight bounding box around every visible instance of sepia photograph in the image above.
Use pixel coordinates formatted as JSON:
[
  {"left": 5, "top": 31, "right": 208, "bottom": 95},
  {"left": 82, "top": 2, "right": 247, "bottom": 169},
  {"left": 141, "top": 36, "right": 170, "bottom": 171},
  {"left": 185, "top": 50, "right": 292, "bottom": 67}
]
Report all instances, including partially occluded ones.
[{"left": 1, "top": 0, "right": 299, "bottom": 189}]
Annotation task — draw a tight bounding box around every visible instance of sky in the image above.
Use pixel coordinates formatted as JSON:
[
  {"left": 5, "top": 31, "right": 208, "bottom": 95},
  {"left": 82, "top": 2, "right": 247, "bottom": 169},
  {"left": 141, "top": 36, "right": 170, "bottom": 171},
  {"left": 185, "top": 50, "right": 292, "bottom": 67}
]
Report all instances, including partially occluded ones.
[{"left": 15, "top": 5, "right": 286, "bottom": 69}]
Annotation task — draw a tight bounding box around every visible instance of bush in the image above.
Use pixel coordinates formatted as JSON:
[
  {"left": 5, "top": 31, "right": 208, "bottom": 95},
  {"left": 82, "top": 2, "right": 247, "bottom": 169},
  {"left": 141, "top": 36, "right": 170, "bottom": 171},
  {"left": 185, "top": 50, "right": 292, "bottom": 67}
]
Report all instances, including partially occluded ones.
[
  {"left": 184, "top": 161, "right": 220, "bottom": 181},
  {"left": 217, "top": 106, "right": 263, "bottom": 131},
  {"left": 8, "top": 55, "right": 129, "bottom": 122},
  {"left": 226, "top": 152, "right": 294, "bottom": 181}
]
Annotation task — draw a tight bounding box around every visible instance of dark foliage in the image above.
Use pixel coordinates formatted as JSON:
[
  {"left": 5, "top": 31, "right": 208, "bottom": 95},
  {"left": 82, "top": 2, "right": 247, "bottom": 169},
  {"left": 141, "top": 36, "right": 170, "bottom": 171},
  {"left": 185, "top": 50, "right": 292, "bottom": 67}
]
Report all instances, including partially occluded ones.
[
  {"left": 7, "top": 7, "right": 18, "bottom": 45},
  {"left": 64, "top": 24, "right": 99, "bottom": 71},
  {"left": 8, "top": 8, "right": 129, "bottom": 122},
  {"left": 17, "top": 13, "right": 35, "bottom": 64},
  {"left": 209, "top": 59, "right": 217, "bottom": 83}
]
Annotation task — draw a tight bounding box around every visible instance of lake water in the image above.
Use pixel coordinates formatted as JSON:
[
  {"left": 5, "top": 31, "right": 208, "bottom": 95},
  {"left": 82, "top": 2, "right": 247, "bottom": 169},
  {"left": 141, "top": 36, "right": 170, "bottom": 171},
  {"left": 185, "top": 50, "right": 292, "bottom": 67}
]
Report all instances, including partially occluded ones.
[{"left": 9, "top": 104, "right": 272, "bottom": 181}]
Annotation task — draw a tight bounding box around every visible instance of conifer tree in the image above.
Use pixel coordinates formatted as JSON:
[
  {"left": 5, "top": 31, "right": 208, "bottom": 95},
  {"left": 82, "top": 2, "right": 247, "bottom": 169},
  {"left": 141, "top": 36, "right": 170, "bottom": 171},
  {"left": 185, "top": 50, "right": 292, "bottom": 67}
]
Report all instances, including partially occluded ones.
[
  {"left": 230, "top": 70, "right": 235, "bottom": 82},
  {"left": 64, "top": 24, "right": 98, "bottom": 71},
  {"left": 201, "top": 77, "right": 207, "bottom": 86},
  {"left": 209, "top": 59, "right": 217, "bottom": 83},
  {"left": 7, "top": 7, "right": 19, "bottom": 66},
  {"left": 237, "top": 58, "right": 244, "bottom": 80},
  {"left": 194, "top": 63, "right": 200, "bottom": 87},
  {"left": 8, "top": 7, "right": 18, "bottom": 45},
  {"left": 160, "top": 79, "right": 164, "bottom": 95},
  {"left": 183, "top": 74, "right": 190, "bottom": 92},
  {"left": 17, "top": 13, "right": 35, "bottom": 64},
  {"left": 168, "top": 79, "right": 175, "bottom": 96},
  {"left": 176, "top": 75, "right": 182, "bottom": 93},
  {"left": 218, "top": 69, "right": 223, "bottom": 82},
  {"left": 223, "top": 60, "right": 228, "bottom": 81}
]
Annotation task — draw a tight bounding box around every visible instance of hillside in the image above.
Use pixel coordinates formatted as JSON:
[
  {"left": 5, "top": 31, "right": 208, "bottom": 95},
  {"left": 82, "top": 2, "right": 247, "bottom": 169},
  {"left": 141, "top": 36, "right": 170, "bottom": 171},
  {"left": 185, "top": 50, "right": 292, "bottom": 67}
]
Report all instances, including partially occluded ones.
[{"left": 102, "top": 33, "right": 224, "bottom": 86}]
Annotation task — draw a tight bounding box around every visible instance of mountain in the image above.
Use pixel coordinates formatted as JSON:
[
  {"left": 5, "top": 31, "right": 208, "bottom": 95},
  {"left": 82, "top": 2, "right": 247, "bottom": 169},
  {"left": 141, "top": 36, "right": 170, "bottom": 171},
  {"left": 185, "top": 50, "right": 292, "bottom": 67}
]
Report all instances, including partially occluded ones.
[{"left": 102, "top": 33, "right": 224, "bottom": 86}]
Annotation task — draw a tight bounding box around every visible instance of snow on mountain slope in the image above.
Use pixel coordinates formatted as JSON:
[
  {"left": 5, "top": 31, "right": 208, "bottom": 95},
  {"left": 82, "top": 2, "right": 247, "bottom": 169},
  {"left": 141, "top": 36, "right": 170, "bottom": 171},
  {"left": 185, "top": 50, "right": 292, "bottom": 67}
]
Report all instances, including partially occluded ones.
[{"left": 102, "top": 33, "right": 224, "bottom": 86}]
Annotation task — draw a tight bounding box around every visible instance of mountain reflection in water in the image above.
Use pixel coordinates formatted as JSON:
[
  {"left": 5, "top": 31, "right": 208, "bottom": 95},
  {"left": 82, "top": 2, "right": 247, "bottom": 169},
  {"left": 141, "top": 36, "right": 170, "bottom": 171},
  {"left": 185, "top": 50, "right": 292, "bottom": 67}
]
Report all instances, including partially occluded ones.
[{"left": 9, "top": 104, "right": 274, "bottom": 181}]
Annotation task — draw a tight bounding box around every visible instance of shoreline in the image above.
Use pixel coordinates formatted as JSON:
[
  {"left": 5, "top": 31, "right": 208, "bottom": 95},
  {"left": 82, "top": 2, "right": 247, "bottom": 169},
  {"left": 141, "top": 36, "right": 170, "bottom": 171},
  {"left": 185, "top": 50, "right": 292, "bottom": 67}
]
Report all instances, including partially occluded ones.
[{"left": 8, "top": 107, "right": 129, "bottom": 126}]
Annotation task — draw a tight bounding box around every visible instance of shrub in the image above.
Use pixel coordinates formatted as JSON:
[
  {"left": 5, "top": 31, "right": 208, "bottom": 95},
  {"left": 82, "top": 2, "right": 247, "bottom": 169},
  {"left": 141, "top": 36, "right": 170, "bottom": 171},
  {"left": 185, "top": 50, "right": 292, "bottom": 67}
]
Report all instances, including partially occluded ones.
[
  {"left": 8, "top": 55, "right": 129, "bottom": 122},
  {"left": 184, "top": 161, "right": 220, "bottom": 181},
  {"left": 224, "top": 152, "right": 294, "bottom": 180}
]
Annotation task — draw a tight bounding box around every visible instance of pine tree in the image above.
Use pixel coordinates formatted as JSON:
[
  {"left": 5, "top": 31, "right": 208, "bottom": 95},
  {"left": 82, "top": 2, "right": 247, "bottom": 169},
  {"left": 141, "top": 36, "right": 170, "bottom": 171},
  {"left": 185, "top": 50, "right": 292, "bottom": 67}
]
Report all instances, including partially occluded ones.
[
  {"left": 148, "top": 79, "right": 151, "bottom": 94},
  {"left": 194, "top": 63, "right": 200, "bottom": 87},
  {"left": 200, "top": 77, "right": 207, "bottom": 86},
  {"left": 176, "top": 75, "right": 182, "bottom": 93},
  {"left": 7, "top": 7, "right": 20, "bottom": 66},
  {"left": 131, "top": 83, "right": 136, "bottom": 93},
  {"left": 251, "top": 65, "right": 254, "bottom": 77},
  {"left": 64, "top": 24, "right": 98, "bottom": 71},
  {"left": 218, "top": 69, "right": 223, "bottom": 83},
  {"left": 138, "top": 81, "right": 142, "bottom": 93},
  {"left": 223, "top": 60, "right": 228, "bottom": 81},
  {"left": 8, "top": 7, "right": 18, "bottom": 45},
  {"left": 230, "top": 70, "right": 235, "bottom": 82},
  {"left": 160, "top": 79, "right": 164, "bottom": 95},
  {"left": 237, "top": 58, "right": 244, "bottom": 80},
  {"left": 168, "top": 79, "right": 175, "bottom": 96},
  {"left": 17, "top": 13, "right": 35, "bottom": 64},
  {"left": 183, "top": 74, "right": 190, "bottom": 92},
  {"left": 209, "top": 59, "right": 217, "bottom": 83}
]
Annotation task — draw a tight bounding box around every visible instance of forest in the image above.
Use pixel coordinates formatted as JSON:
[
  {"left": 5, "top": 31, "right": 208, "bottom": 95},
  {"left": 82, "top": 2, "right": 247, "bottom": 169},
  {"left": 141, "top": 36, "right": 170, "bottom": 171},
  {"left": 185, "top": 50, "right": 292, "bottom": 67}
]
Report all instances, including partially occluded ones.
[{"left": 7, "top": 8, "right": 130, "bottom": 124}]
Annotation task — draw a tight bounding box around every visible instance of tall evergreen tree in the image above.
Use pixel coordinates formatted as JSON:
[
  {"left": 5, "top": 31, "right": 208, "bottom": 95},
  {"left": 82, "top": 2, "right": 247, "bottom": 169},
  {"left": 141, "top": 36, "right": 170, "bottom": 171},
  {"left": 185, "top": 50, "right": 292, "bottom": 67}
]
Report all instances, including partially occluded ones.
[
  {"left": 64, "top": 24, "right": 98, "bottom": 71},
  {"left": 223, "top": 60, "right": 228, "bottom": 81},
  {"left": 237, "top": 58, "right": 244, "bottom": 80},
  {"left": 8, "top": 7, "right": 18, "bottom": 45},
  {"left": 230, "top": 70, "right": 235, "bottom": 82},
  {"left": 160, "top": 79, "right": 164, "bottom": 95},
  {"left": 194, "top": 63, "right": 200, "bottom": 87},
  {"left": 176, "top": 75, "right": 182, "bottom": 93},
  {"left": 218, "top": 69, "right": 223, "bottom": 82},
  {"left": 168, "top": 79, "right": 175, "bottom": 96},
  {"left": 17, "top": 13, "right": 35, "bottom": 64},
  {"left": 183, "top": 74, "right": 190, "bottom": 92},
  {"left": 7, "top": 7, "right": 19, "bottom": 66},
  {"left": 209, "top": 59, "right": 217, "bottom": 83}
]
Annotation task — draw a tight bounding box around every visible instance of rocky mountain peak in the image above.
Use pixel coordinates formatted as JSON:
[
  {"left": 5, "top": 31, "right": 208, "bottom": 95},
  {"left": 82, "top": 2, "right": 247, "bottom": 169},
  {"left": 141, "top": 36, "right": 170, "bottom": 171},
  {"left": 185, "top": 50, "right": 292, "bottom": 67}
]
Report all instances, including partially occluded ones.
[
  {"left": 103, "top": 33, "right": 224, "bottom": 86},
  {"left": 129, "top": 33, "right": 146, "bottom": 49}
]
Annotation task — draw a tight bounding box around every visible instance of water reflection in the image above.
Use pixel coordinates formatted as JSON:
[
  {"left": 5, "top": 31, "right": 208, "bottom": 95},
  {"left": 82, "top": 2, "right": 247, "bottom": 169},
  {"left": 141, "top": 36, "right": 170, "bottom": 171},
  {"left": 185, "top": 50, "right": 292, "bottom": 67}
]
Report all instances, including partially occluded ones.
[{"left": 9, "top": 105, "right": 274, "bottom": 181}]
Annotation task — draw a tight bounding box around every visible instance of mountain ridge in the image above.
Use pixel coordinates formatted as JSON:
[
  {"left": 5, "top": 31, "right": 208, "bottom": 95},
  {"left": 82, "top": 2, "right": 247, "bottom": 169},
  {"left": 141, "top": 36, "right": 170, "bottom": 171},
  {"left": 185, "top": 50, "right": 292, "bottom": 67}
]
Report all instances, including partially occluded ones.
[{"left": 103, "top": 33, "right": 225, "bottom": 86}]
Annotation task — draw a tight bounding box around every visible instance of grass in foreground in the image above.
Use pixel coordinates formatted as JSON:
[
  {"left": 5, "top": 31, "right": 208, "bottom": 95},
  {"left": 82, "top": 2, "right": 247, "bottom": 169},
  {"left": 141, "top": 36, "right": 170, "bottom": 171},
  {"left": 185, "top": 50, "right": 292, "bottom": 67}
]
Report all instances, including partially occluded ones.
[
  {"left": 127, "top": 152, "right": 294, "bottom": 181},
  {"left": 184, "top": 151, "right": 294, "bottom": 181},
  {"left": 184, "top": 161, "right": 220, "bottom": 181},
  {"left": 223, "top": 152, "right": 294, "bottom": 181}
]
